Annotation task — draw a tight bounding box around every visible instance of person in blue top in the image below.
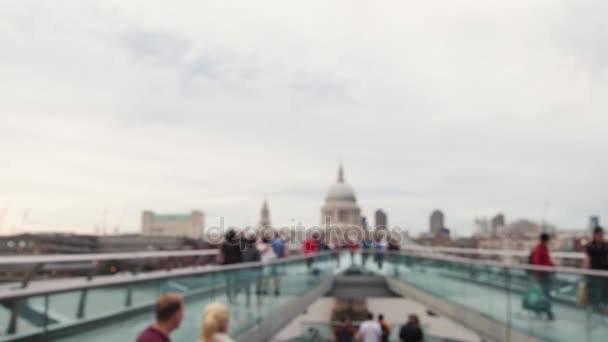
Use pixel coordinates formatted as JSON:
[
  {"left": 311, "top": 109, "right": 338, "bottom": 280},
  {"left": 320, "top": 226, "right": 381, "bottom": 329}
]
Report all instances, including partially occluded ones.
[
  {"left": 374, "top": 239, "right": 386, "bottom": 269},
  {"left": 270, "top": 232, "right": 288, "bottom": 296},
  {"left": 361, "top": 239, "right": 372, "bottom": 266}
]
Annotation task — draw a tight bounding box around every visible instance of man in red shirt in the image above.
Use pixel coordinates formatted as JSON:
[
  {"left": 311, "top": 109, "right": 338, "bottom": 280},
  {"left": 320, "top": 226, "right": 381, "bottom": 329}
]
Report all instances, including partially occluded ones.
[
  {"left": 531, "top": 233, "right": 555, "bottom": 267},
  {"left": 530, "top": 233, "right": 555, "bottom": 320},
  {"left": 136, "top": 294, "right": 184, "bottom": 342},
  {"left": 303, "top": 231, "right": 320, "bottom": 270}
]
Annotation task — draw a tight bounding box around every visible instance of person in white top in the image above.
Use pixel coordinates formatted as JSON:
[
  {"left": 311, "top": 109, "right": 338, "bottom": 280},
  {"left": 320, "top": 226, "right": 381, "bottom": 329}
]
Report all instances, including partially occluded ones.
[
  {"left": 257, "top": 237, "right": 274, "bottom": 295},
  {"left": 356, "top": 313, "right": 382, "bottom": 342}
]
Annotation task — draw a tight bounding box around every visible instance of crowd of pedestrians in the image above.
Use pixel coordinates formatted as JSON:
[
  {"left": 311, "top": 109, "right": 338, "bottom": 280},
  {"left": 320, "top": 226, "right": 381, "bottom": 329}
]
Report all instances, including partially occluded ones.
[
  {"left": 136, "top": 226, "right": 607, "bottom": 341},
  {"left": 525, "top": 226, "right": 608, "bottom": 320},
  {"left": 219, "top": 229, "right": 289, "bottom": 301},
  {"left": 333, "top": 312, "right": 423, "bottom": 342}
]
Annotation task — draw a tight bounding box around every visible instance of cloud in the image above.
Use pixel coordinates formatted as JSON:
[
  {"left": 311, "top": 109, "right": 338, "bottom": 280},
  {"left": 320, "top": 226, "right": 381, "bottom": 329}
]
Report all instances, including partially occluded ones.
[
  {"left": 120, "top": 29, "right": 191, "bottom": 65},
  {"left": 1, "top": 1, "right": 607, "bottom": 235}
]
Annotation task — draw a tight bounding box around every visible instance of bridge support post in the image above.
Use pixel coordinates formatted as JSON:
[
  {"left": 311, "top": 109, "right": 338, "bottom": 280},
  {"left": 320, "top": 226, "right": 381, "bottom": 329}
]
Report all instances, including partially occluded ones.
[
  {"left": 125, "top": 284, "right": 133, "bottom": 307},
  {"left": 21, "top": 263, "right": 44, "bottom": 288},
  {"left": 6, "top": 300, "right": 17, "bottom": 335},
  {"left": 43, "top": 294, "right": 49, "bottom": 335},
  {"left": 76, "top": 289, "right": 88, "bottom": 319}
]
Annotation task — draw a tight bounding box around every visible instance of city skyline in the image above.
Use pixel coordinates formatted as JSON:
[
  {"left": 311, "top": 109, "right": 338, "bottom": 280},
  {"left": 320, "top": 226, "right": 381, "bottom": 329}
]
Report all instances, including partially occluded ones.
[{"left": 1, "top": 1, "right": 607, "bottom": 234}]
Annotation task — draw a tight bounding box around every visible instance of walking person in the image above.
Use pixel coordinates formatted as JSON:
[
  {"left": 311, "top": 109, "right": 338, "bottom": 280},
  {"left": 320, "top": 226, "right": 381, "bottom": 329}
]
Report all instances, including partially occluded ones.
[
  {"left": 361, "top": 238, "right": 372, "bottom": 267},
  {"left": 399, "top": 314, "right": 424, "bottom": 342},
  {"left": 334, "top": 317, "right": 355, "bottom": 342},
  {"left": 346, "top": 239, "right": 359, "bottom": 266},
  {"left": 220, "top": 229, "right": 243, "bottom": 303},
  {"left": 378, "top": 314, "right": 391, "bottom": 342},
  {"left": 199, "top": 302, "right": 234, "bottom": 342},
  {"left": 136, "top": 294, "right": 184, "bottom": 342},
  {"left": 257, "top": 235, "right": 274, "bottom": 295},
  {"left": 528, "top": 233, "right": 555, "bottom": 320},
  {"left": 242, "top": 231, "right": 261, "bottom": 306},
  {"left": 387, "top": 237, "right": 400, "bottom": 276},
  {"left": 374, "top": 239, "right": 387, "bottom": 269},
  {"left": 356, "top": 312, "right": 382, "bottom": 342},
  {"left": 303, "top": 231, "right": 319, "bottom": 270},
  {"left": 584, "top": 226, "right": 608, "bottom": 315},
  {"left": 270, "top": 232, "right": 288, "bottom": 296}
]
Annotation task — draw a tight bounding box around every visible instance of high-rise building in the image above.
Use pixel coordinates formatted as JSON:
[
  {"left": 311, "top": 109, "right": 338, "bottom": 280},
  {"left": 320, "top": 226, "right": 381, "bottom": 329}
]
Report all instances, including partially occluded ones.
[
  {"left": 589, "top": 216, "right": 600, "bottom": 231},
  {"left": 430, "top": 210, "right": 444, "bottom": 236},
  {"left": 141, "top": 210, "right": 204, "bottom": 239},
  {"left": 375, "top": 209, "right": 387, "bottom": 231},
  {"left": 259, "top": 200, "right": 271, "bottom": 228}
]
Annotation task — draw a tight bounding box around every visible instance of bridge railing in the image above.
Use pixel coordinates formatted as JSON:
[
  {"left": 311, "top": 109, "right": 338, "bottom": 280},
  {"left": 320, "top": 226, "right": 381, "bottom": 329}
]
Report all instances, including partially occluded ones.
[
  {"left": 0, "top": 245, "right": 584, "bottom": 289},
  {"left": 359, "top": 249, "right": 608, "bottom": 342},
  {"left": 0, "top": 249, "right": 220, "bottom": 289},
  {"left": 0, "top": 251, "right": 340, "bottom": 341}
]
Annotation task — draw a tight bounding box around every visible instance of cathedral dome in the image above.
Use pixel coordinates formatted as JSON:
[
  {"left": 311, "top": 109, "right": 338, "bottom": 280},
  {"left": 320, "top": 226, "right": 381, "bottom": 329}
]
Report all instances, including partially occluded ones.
[{"left": 325, "top": 165, "right": 357, "bottom": 203}]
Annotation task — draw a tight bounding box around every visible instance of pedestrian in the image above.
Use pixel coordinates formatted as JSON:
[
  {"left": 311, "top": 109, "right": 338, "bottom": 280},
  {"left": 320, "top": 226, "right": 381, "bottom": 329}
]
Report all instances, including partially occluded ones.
[
  {"left": 387, "top": 238, "right": 400, "bottom": 251},
  {"left": 242, "top": 231, "right": 261, "bottom": 306},
  {"left": 584, "top": 226, "right": 608, "bottom": 314},
  {"left": 136, "top": 294, "right": 184, "bottom": 342},
  {"left": 346, "top": 239, "right": 359, "bottom": 265},
  {"left": 199, "top": 302, "right": 234, "bottom": 342},
  {"left": 374, "top": 239, "right": 386, "bottom": 269},
  {"left": 220, "top": 229, "right": 243, "bottom": 303},
  {"left": 303, "top": 231, "right": 320, "bottom": 270},
  {"left": 528, "top": 232, "right": 555, "bottom": 320},
  {"left": 356, "top": 312, "right": 382, "bottom": 342},
  {"left": 334, "top": 317, "right": 355, "bottom": 342},
  {"left": 387, "top": 237, "right": 400, "bottom": 276},
  {"left": 361, "top": 238, "right": 372, "bottom": 266},
  {"left": 258, "top": 235, "right": 274, "bottom": 295},
  {"left": 378, "top": 314, "right": 391, "bottom": 342},
  {"left": 399, "top": 314, "right": 423, "bottom": 342},
  {"left": 270, "top": 232, "right": 288, "bottom": 295},
  {"left": 220, "top": 229, "right": 243, "bottom": 265}
]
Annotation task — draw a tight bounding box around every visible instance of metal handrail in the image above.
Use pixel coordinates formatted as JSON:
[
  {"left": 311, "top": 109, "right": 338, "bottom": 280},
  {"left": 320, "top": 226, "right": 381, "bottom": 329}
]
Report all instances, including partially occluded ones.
[
  {"left": 0, "top": 251, "right": 338, "bottom": 301},
  {"left": 0, "top": 245, "right": 584, "bottom": 265},
  {"left": 379, "top": 249, "right": 608, "bottom": 277},
  {"left": 0, "top": 249, "right": 218, "bottom": 265}
]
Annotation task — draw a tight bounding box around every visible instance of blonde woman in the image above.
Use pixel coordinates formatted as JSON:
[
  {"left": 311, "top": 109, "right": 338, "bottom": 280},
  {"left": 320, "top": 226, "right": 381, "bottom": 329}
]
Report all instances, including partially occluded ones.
[{"left": 200, "top": 303, "right": 233, "bottom": 342}]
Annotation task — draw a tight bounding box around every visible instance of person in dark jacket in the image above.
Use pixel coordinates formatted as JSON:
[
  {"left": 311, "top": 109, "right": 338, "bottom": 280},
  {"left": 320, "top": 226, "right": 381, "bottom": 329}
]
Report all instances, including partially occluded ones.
[
  {"left": 242, "top": 231, "right": 261, "bottom": 306},
  {"left": 584, "top": 226, "right": 608, "bottom": 314},
  {"left": 334, "top": 317, "right": 355, "bottom": 342},
  {"left": 221, "top": 229, "right": 243, "bottom": 303},
  {"left": 399, "top": 314, "right": 423, "bottom": 342},
  {"left": 221, "top": 229, "right": 243, "bottom": 265}
]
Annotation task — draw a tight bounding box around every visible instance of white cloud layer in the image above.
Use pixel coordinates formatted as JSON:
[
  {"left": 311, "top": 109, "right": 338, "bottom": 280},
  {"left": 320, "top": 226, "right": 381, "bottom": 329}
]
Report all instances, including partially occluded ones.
[{"left": 1, "top": 0, "right": 607, "bottom": 235}]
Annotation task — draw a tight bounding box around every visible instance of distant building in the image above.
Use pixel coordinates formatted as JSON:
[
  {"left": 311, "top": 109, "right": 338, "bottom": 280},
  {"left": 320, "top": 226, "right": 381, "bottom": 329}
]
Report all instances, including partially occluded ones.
[
  {"left": 375, "top": 209, "right": 387, "bottom": 231},
  {"left": 491, "top": 213, "right": 505, "bottom": 238},
  {"left": 320, "top": 164, "right": 362, "bottom": 244},
  {"left": 0, "top": 233, "right": 97, "bottom": 255},
  {"left": 142, "top": 210, "right": 204, "bottom": 239},
  {"left": 361, "top": 216, "right": 368, "bottom": 230},
  {"left": 474, "top": 217, "right": 490, "bottom": 237},
  {"left": 589, "top": 216, "right": 600, "bottom": 231},
  {"left": 259, "top": 200, "right": 271, "bottom": 228},
  {"left": 430, "top": 210, "right": 445, "bottom": 236},
  {"left": 97, "top": 235, "right": 201, "bottom": 252}
]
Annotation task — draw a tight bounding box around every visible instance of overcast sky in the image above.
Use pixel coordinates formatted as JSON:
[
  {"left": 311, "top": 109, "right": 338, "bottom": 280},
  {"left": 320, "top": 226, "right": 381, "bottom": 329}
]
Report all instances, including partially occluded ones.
[{"left": 1, "top": 1, "right": 607, "bottom": 236}]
